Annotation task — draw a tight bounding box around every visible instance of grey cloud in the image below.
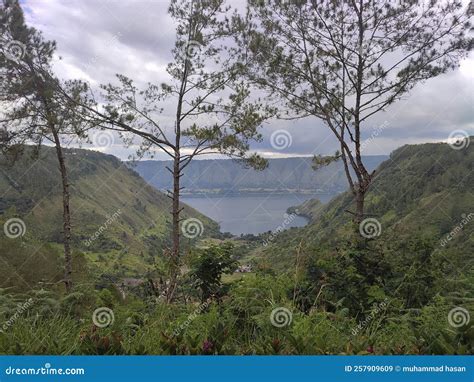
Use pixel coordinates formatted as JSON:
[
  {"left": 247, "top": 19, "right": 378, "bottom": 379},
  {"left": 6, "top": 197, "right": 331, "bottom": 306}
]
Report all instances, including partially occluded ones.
[{"left": 23, "top": 0, "right": 474, "bottom": 160}]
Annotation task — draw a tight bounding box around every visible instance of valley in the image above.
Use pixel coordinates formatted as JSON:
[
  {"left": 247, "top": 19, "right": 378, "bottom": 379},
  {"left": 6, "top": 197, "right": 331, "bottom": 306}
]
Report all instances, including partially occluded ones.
[
  {"left": 0, "top": 139, "right": 472, "bottom": 356},
  {"left": 0, "top": 0, "right": 472, "bottom": 364}
]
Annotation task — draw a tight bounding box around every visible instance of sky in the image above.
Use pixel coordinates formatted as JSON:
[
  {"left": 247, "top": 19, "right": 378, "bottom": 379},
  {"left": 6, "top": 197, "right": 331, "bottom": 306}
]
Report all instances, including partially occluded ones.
[{"left": 20, "top": 0, "right": 474, "bottom": 161}]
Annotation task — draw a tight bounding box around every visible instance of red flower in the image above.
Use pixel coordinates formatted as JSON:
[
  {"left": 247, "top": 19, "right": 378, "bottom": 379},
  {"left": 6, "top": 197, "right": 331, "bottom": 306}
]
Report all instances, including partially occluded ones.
[{"left": 202, "top": 339, "right": 213, "bottom": 353}]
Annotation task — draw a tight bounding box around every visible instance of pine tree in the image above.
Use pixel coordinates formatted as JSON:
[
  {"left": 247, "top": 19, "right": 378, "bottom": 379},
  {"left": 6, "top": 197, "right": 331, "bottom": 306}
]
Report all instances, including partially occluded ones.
[
  {"left": 239, "top": 0, "right": 471, "bottom": 226},
  {"left": 0, "top": 0, "right": 94, "bottom": 292},
  {"left": 76, "top": 0, "right": 273, "bottom": 301}
]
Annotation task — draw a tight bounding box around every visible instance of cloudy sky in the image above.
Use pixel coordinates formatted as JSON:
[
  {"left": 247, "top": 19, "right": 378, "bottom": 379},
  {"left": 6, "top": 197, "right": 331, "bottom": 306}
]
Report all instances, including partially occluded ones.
[{"left": 21, "top": 0, "right": 474, "bottom": 160}]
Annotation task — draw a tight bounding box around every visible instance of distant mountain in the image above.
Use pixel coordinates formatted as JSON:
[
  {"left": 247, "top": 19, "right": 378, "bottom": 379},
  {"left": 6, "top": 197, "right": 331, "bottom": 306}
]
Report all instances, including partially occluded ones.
[
  {"left": 252, "top": 140, "right": 474, "bottom": 268},
  {"left": 131, "top": 156, "right": 388, "bottom": 194},
  {"left": 0, "top": 146, "right": 219, "bottom": 283}
]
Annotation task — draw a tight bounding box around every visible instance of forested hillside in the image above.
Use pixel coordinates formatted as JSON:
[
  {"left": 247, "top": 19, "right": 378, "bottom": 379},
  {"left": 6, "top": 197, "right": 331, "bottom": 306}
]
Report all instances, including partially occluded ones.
[
  {"left": 255, "top": 141, "right": 474, "bottom": 267},
  {"left": 0, "top": 146, "right": 219, "bottom": 288}
]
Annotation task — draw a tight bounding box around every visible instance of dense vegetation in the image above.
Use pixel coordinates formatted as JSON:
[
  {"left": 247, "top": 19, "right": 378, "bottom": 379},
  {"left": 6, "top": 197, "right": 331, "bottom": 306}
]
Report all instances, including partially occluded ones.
[
  {"left": 0, "top": 277, "right": 471, "bottom": 355},
  {"left": 0, "top": 141, "right": 472, "bottom": 355}
]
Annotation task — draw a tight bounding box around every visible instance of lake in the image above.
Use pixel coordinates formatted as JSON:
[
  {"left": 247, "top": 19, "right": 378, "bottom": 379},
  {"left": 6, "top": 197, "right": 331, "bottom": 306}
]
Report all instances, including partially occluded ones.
[{"left": 181, "top": 193, "right": 335, "bottom": 235}]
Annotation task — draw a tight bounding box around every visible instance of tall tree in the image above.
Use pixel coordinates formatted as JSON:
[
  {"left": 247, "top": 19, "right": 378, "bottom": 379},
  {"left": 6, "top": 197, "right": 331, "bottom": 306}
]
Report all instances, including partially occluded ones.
[
  {"left": 240, "top": 0, "right": 471, "bottom": 226},
  {"left": 78, "top": 0, "right": 272, "bottom": 301},
  {"left": 0, "top": 0, "right": 93, "bottom": 292}
]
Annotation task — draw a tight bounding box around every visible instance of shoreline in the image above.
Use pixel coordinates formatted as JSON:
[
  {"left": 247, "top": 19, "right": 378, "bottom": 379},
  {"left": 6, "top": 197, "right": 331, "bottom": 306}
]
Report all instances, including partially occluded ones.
[{"left": 179, "top": 190, "right": 340, "bottom": 197}]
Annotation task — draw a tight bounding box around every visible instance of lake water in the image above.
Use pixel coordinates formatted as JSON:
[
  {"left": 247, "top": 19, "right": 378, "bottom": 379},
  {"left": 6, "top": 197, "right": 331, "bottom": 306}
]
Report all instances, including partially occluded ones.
[{"left": 181, "top": 193, "right": 335, "bottom": 235}]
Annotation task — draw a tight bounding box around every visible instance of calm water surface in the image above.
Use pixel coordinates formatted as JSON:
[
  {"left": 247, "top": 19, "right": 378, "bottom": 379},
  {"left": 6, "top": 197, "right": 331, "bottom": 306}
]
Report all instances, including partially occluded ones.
[{"left": 181, "top": 193, "right": 335, "bottom": 235}]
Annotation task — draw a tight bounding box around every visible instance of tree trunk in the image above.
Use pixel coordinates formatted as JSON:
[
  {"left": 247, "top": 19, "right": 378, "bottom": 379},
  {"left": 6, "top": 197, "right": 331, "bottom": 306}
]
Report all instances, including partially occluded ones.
[
  {"left": 51, "top": 130, "right": 73, "bottom": 293},
  {"left": 166, "top": 32, "right": 190, "bottom": 302},
  {"left": 167, "top": 153, "right": 181, "bottom": 302},
  {"left": 355, "top": 188, "right": 365, "bottom": 225},
  {"left": 354, "top": 185, "right": 371, "bottom": 249}
]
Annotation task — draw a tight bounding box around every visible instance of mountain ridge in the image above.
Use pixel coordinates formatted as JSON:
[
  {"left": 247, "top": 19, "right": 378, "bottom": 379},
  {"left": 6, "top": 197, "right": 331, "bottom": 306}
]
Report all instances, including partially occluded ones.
[
  {"left": 0, "top": 146, "right": 220, "bottom": 283},
  {"left": 131, "top": 155, "right": 388, "bottom": 194},
  {"left": 251, "top": 140, "right": 474, "bottom": 268}
]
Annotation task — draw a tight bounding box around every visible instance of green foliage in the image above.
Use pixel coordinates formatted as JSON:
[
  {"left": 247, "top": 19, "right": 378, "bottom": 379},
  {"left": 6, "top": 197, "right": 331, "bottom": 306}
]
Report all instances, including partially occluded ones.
[
  {"left": 0, "top": 233, "right": 63, "bottom": 292},
  {"left": 190, "top": 243, "right": 238, "bottom": 301},
  {"left": 1, "top": 268, "right": 470, "bottom": 355},
  {"left": 312, "top": 151, "right": 341, "bottom": 171}
]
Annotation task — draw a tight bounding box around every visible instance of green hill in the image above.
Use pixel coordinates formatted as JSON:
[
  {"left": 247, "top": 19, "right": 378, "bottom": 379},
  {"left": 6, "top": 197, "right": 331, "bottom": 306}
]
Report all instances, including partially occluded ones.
[
  {"left": 0, "top": 146, "right": 219, "bottom": 287},
  {"left": 253, "top": 140, "right": 474, "bottom": 268}
]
